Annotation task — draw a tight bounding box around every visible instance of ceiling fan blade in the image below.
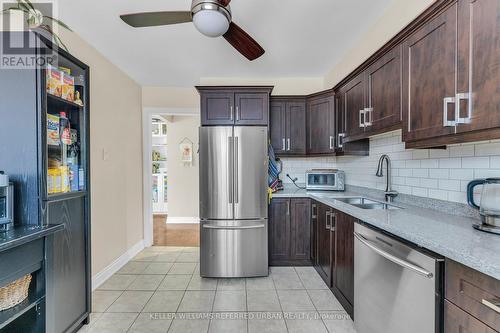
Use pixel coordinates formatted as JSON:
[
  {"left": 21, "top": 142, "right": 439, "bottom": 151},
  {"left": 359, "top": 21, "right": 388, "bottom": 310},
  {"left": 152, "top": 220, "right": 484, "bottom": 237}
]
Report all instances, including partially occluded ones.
[
  {"left": 120, "top": 11, "right": 192, "bottom": 28},
  {"left": 223, "top": 22, "right": 265, "bottom": 61},
  {"left": 217, "top": 0, "right": 231, "bottom": 6}
]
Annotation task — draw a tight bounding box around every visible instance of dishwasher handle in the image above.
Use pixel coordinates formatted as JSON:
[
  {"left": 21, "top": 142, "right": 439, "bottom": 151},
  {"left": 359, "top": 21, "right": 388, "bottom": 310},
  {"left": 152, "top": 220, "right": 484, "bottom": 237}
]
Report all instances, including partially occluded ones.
[{"left": 354, "top": 232, "right": 434, "bottom": 279}]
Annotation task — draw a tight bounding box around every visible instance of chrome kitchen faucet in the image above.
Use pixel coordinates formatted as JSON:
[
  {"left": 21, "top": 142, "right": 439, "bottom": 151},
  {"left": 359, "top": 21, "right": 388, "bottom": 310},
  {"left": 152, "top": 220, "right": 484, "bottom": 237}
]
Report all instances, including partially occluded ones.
[{"left": 376, "top": 154, "right": 398, "bottom": 203}]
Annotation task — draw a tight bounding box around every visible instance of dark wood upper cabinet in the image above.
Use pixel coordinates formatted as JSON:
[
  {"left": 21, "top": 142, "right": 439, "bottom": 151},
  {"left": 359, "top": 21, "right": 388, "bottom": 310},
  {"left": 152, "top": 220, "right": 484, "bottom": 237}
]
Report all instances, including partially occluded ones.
[
  {"left": 402, "top": 3, "right": 457, "bottom": 144},
  {"left": 269, "top": 198, "right": 311, "bottom": 265},
  {"left": 340, "top": 74, "right": 366, "bottom": 140},
  {"left": 200, "top": 90, "right": 235, "bottom": 125},
  {"left": 455, "top": 0, "right": 500, "bottom": 134},
  {"left": 270, "top": 97, "right": 306, "bottom": 156},
  {"left": 234, "top": 92, "right": 269, "bottom": 125},
  {"left": 270, "top": 100, "right": 286, "bottom": 154},
  {"left": 197, "top": 86, "right": 273, "bottom": 126},
  {"left": 307, "top": 91, "right": 335, "bottom": 154},
  {"left": 366, "top": 45, "right": 402, "bottom": 133}
]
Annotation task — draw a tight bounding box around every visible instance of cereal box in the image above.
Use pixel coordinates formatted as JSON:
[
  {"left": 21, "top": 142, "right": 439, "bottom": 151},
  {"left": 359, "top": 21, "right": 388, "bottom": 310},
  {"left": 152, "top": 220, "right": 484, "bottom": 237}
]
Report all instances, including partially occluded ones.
[
  {"left": 46, "top": 65, "right": 62, "bottom": 97},
  {"left": 62, "top": 73, "right": 75, "bottom": 102},
  {"left": 47, "top": 113, "right": 60, "bottom": 146}
]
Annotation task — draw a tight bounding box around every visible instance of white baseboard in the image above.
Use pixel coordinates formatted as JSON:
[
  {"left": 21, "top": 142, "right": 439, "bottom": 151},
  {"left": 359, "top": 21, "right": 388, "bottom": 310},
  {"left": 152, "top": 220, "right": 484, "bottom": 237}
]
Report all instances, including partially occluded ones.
[
  {"left": 92, "top": 240, "right": 145, "bottom": 291},
  {"left": 166, "top": 216, "right": 200, "bottom": 224}
]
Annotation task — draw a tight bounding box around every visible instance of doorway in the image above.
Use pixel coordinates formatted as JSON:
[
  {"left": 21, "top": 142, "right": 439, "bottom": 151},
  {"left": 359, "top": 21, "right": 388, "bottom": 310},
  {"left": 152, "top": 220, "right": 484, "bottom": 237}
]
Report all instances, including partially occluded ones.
[{"left": 143, "top": 108, "right": 200, "bottom": 248}]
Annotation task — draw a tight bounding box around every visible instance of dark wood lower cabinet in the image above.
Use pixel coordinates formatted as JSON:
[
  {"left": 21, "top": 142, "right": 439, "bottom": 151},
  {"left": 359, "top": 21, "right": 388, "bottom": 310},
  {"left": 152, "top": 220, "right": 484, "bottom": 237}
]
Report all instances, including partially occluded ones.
[
  {"left": 445, "top": 300, "right": 497, "bottom": 333},
  {"left": 315, "top": 203, "right": 332, "bottom": 284},
  {"left": 331, "top": 210, "right": 355, "bottom": 317},
  {"left": 269, "top": 198, "right": 311, "bottom": 265}
]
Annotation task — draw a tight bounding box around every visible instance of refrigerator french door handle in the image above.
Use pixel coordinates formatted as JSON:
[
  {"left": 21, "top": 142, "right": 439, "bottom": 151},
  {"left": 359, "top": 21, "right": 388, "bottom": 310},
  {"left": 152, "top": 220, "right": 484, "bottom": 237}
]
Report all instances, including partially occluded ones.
[
  {"left": 228, "top": 137, "right": 233, "bottom": 204},
  {"left": 234, "top": 136, "right": 239, "bottom": 204},
  {"left": 203, "top": 224, "right": 265, "bottom": 230}
]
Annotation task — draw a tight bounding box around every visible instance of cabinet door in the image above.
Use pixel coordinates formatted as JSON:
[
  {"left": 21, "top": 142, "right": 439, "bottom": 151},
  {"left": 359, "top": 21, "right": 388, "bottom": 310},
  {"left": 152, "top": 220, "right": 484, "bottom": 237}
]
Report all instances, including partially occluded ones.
[
  {"left": 290, "top": 198, "right": 311, "bottom": 261},
  {"left": 456, "top": 0, "right": 500, "bottom": 133},
  {"left": 269, "top": 199, "right": 290, "bottom": 262},
  {"left": 201, "top": 91, "right": 234, "bottom": 125},
  {"left": 444, "top": 300, "right": 497, "bottom": 333},
  {"left": 316, "top": 204, "right": 332, "bottom": 285},
  {"left": 46, "top": 197, "right": 88, "bottom": 333},
  {"left": 343, "top": 73, "right": 366, "bottom": 139},
  {"left": 402, "top": 4, "right": 457, "bottom": 142},
  {"left": 235, "top": 92, "right": 269, "bottom": 125},
  {"left": 286, "top": 101, "right": 307, "bottom": 155},
  {"left": 270, "top": 100, "right": 286, "bottom": 154},
  {"left": 366, "top": 45, "right": 402, "bottom": 133},
  {"left": 307, "top": 93, "right": 335, "bottom": 154},
  {"left": 310, "top": 202, "right": 318, "bottom": 264},
  {"left": 335, "top": 94, "right": 346, "bottom": 151},
  {"left": 333, "top": 210, "right": 354, "bottom": 306}
]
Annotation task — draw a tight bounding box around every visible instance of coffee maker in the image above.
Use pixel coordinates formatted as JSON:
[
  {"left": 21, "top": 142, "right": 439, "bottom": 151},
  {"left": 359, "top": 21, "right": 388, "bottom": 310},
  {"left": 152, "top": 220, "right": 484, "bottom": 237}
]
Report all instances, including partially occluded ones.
[{"left": 0, "top": 171, "right": 14, "bottom": 232}]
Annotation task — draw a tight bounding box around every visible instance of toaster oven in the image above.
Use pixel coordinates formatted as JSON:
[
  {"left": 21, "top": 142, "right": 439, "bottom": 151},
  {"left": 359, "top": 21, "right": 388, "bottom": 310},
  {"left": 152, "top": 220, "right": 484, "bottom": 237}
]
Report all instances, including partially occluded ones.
[{"left": 306, "top": 169, "right": 345, "bottom": 191}]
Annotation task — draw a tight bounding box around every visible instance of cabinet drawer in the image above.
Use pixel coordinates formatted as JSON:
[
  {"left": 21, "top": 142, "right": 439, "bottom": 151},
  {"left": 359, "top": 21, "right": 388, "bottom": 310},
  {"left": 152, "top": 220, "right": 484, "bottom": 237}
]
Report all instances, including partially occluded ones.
[
  {"left": 445, "top": 300, "right": 497, "bottom": 333},
  {"left": 0, "top": 239, "right": 43, "bottom": 287},
  {"left": 445, "top": 260, "right": 500, "bottom": 330}
]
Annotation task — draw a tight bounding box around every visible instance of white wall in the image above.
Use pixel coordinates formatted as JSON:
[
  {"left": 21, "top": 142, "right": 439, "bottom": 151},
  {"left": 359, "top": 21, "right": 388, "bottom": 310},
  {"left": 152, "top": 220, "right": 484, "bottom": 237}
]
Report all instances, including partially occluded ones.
[
  {"left": 323, "top": 0, "right": 435, "bottom": 88},
  {"left": 282, "top": 131, "right": 500, "bottom": 205},
  {"left": 166, "top": 115, "right": 200, "bottom": 221},
  {"left": 59, "top": 30, "right": 144, "bottom": 274}
]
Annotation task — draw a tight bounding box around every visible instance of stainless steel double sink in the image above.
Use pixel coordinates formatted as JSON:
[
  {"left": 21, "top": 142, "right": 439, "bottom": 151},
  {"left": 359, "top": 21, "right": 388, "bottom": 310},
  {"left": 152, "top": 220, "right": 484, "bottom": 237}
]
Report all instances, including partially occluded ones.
[{"left": 335, "top": 197, "right": 401, "bottom": 210}]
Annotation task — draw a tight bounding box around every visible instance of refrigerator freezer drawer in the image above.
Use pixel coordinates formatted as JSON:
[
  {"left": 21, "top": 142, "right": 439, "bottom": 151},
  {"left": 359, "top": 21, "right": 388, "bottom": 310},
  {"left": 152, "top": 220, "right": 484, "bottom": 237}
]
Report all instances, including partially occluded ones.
[{"left": 200, "top": 220, "right": 269, "bottom": 278}]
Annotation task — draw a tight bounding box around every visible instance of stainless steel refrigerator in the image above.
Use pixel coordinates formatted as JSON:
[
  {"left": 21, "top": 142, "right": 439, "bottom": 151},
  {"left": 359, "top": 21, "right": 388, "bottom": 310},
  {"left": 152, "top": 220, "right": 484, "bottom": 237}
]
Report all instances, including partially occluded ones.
[{"left": 199, "top": 126, "right": 268, "bottom": 278}]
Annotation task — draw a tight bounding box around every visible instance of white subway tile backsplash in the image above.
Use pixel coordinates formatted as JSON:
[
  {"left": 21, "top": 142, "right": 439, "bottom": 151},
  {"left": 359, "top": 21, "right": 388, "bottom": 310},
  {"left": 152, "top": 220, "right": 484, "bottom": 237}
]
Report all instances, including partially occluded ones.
[
  {"left": 461, "top": 156, "right": 490, "bottom": 169},
  {"left": 439, "top": 158, "right": 461, "bottom": 169},
  {"left": 280, "top": 130, "right": 500, "bottom": 204},
  {"left": 438, "top": 179, "right": 461, "bottom": 191}
]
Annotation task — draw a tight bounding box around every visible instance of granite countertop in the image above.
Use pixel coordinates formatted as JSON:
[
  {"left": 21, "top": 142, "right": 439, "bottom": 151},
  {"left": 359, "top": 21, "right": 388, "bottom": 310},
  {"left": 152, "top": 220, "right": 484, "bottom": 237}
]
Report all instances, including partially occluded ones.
[
  {"left": 272, "top": 184, "right": 500, "bottom": 280},
  {"left": 0, "top": 224, "right": 65, "bottom": 252}
]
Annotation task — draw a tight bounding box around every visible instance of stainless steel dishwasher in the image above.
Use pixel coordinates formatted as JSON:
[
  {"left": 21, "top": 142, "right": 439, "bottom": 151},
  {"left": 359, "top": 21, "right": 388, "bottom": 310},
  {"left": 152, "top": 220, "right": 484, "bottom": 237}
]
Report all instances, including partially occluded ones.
[{"left": 354, "top": 223, "right": 443, "bottom": 333}]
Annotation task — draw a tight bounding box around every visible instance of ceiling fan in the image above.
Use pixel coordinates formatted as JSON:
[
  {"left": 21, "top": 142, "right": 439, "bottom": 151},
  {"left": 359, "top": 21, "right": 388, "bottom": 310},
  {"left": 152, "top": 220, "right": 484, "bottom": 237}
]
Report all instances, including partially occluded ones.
[{"left": 120, "top": 0, "right": 265, "bottom": 61}]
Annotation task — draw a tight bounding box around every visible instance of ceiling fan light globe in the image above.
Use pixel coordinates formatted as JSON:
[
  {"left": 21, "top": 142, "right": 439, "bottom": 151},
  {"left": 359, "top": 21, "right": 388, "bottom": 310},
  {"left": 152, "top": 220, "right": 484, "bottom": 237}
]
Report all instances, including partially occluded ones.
[{"left": 192, "top": 10, "right": 230, "bottom": 37}]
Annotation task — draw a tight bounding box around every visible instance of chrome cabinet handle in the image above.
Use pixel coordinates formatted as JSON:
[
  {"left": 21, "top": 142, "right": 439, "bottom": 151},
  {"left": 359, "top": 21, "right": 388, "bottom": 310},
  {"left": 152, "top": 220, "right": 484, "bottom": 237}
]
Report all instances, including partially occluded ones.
[
  {"left": 364, "top": 107, "right": 373, "bottom": 127},
  {"left": 325, "top": 211, "right": 331, "bottom": 230},
  {"left": 230, "top": 106, "right": 234, "bottom": 121},
  {"left": 359, "top": 109, "right": 366, "bottom": 128},
  {"left": 354, "top": 232, "right": 434, "bottom": 278},
  {"left": 203, "top": 224, "right": 265, "bottom": 230},
  {"left": 228, "top": 137, "right": 233, "bottom": 204},
  {"left": 287, "top": 138, "right": 291, "bottom": 151},
  {"left": 282, "top": 138, "right": 286, "bottom": 151},
  {"left": 236, "top": 106, "right": 240, "bottom": 121},
  {"left": 443, "top": 96, "right": 456, "bottom": 127},
  {"left": 330, "top": 212, "right": 336, "bottom": 231},
  {"left": 455, "top": 92, "right": 471, "bottom": 124},
  {"left": 338, "top": 133, "right": 345, "bottom": 149},
  {"left": 234, "top": 136, "right": 239, "bottom": 204},
  {"left": 329, "top": 136, "right": 334, "bottom": 150},
  {"left": 286, "top": 200, "right": 290, "bottom": 216},
  {"left": 482, "top": 298, "right": 500, "bottom": 314},
  {"left": 311, "top": 204, "right": 317, "bottom": 218}
]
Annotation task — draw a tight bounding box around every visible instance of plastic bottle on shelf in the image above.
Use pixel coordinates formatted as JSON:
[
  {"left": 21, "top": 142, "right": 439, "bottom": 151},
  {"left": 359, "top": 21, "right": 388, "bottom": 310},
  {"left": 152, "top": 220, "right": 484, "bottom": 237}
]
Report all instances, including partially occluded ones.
[{"left": 60, "top": 112, "right": 71, "bottom": 145}]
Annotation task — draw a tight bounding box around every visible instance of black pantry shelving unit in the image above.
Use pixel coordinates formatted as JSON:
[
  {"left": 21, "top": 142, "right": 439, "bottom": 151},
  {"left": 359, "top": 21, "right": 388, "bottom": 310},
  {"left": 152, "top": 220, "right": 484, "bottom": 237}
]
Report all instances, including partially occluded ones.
[{"left": 0, "top": 31, "right": 91, "bottom": 333}]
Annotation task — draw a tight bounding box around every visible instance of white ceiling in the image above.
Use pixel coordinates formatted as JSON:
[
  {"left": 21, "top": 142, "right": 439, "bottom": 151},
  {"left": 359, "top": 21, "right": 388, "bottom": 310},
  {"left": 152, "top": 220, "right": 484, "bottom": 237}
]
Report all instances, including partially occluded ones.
[{"left": 59, "top": 0, "right": 394, "bottom": 86}]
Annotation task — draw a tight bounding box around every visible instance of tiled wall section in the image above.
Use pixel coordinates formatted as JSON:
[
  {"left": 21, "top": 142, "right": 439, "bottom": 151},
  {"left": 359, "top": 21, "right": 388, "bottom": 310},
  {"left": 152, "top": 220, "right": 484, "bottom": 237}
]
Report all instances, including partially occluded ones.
[{"left": 280, "top": 130, "right": 500, "bottom": 204}]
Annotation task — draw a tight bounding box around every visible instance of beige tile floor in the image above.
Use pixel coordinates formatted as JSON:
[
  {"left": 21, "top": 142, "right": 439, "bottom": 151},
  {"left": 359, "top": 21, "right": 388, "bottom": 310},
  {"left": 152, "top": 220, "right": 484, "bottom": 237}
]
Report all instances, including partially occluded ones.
[{"left": 78, "top": 246, "right": 356, "bottom": 333}]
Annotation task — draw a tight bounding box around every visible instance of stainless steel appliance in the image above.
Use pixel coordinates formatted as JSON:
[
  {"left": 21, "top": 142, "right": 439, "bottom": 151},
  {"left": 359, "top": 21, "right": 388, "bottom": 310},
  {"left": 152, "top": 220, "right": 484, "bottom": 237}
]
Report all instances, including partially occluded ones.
[
  {"left": 467, "top": 178, "right": 500, "bottom": 235},
  {"left": 199, "top": 126, "right": 268, "bottom": 278},
  {"left": 354, "top": 223, "right": 443, "bottom": 333},
  {"left": 305, "top": 169, "right": 345, "bottom": 191},
  {"left": 0, "top": 171, "right": 13, "bottom": 232}
]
